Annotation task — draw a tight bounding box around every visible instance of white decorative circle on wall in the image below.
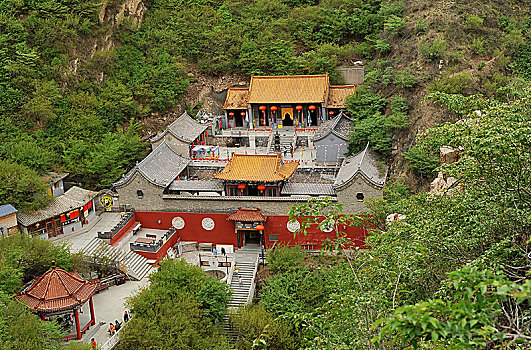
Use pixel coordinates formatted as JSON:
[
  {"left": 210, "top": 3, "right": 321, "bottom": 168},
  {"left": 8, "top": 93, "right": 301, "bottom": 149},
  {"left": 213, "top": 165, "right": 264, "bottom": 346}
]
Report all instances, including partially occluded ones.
[
  {"left": 172, "top": 216, "right": 185, "bottom": 229},
  {"left": 321, "top": 220, "right": 335, "bottom": 233},
  {"left": 202, "top": 217, "right": 215, "bottom": 231},
  {"left": 286, "top": 219, "right": 301, "bottom": 233}
]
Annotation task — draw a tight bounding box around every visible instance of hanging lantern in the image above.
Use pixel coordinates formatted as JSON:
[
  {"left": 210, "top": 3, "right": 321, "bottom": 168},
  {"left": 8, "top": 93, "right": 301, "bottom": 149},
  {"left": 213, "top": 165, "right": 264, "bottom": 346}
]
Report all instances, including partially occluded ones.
[
  {"left": 229, "top": 112, "right": 234, "bottom": 116},
  {"left": 257, "top": 184, "right": 266, "bottom": 192},
  {"left": 270, "top": 106, "right": 278, "bottom": 112},
  {"left": 255, "top": 224, "right": 265, "bottom": 231},
  {"left": 237, "top": 184, "right": 246, "bottom": 193},
  {"left": 295, "top": 105, "right": 303, "bottom": 111},
  {"left": 259, "top": 105, "right": 267, "bottom": 111},
  {"left": 329, "top": 110, "right": 335, "bottom": 115},
  {"left": 240, "top": 111, "right": 246, "bottom": 116},
  {"left": 308, "top": 105, "right": 316, "bottom": 111}
]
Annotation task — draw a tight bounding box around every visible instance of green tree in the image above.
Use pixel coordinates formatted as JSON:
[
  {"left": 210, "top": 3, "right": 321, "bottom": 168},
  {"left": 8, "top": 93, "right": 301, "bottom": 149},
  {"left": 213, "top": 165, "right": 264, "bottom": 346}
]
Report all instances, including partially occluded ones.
[
  {"left": 119, "top": 259, "right": 232, "bottom": 349},
  {"left": 0, "top": 160, "right": 49, "bottom": 212}
]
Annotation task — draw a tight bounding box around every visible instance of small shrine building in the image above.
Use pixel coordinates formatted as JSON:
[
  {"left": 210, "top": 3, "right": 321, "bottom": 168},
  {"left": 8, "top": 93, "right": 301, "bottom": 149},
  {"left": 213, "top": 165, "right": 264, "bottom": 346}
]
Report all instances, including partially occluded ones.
[
  {"left": 16, "top": 262, "right": 99, "bottom": 341},
  {"left": 223, "top": 74, "right": 356, "bottom": 129}
]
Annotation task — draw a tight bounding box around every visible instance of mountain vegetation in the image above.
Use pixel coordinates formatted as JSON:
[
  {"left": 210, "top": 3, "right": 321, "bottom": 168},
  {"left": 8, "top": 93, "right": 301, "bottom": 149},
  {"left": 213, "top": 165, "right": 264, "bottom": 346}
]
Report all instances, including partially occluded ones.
[{"left": 1, "top": 0, "right": 531, "bottom": 348}]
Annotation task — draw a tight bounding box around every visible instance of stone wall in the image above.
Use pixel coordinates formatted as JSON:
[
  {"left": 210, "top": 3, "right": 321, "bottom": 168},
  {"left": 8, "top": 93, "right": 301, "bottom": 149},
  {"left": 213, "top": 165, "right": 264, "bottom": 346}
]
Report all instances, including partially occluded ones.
[
  {"left": 114, "top": 170, "right": 383, "bottom": 215},
  {"left": 335, "top": 175, "right": 383, "bottom": 213}
]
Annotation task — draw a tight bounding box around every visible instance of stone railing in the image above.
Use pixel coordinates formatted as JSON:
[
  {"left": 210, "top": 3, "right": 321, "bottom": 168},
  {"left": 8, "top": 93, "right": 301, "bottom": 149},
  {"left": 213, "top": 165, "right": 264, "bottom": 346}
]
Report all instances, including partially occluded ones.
[
  {"left": 130, "top": 227, "right": 177, "bottom": 253},
  {"left": 97, "top": 211, "right": 134, "bottom": 239}
]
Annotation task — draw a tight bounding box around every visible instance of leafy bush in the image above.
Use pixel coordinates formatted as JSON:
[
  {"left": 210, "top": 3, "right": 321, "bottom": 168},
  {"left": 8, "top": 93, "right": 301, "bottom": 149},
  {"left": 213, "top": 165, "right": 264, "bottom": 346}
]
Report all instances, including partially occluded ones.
[
  {"left": 121, "top": 259, "right": 231, "bottom": 349},
  {"left": 346, "top": 87, "right": 387, "bottom": 120},
  {"left": 465, "top": 14, "right": 484, "bottom": 30},
  {"left": 415, "top": 19, "right": 428, "bottom": 34},
  {"left": 230, "top": 305, "right": 300, "bottom": 350},
  {"left": 394, "top": 69, "right": 417, "bottom": 89},
  {"left": 428, "top": 72, "right": 473, "bottom": 94},
  {"left": 470, "top": 37, "right": 486, "bottom": 55},
  {"left": 0, "top": 160, "right": 49, "bottom": 212},
  {"left": 404, "top": 145, "right": 439, "bottom": 177},
  {"left": 384, "top": 15, "right": 407, "bottom": 35},
  {"left": 419, "top": 38, "right": 447, "bottom": 61},
  {"left": 267, "top": 245, "right": 305, "bottom": 274}
]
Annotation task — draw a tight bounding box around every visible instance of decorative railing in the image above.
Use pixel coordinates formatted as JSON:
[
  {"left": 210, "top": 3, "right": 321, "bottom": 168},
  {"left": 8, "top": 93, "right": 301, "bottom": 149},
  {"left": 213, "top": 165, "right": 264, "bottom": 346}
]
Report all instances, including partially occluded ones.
[
  {"left": 98, "top": 211, "right": 134, "bottom": 239},
  {"left": 130, "top": 227, "right": 177, "bottom": 253}
]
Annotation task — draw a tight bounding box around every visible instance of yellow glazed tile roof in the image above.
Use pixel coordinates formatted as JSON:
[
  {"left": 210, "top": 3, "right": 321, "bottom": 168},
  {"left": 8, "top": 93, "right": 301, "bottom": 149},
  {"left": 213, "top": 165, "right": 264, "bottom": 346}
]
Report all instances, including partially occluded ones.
[
  {"left": 223, "top": 87, "right": 249, "bottom": 109},
  {"left": 326, "top": 85, "right": 356, "bottom": 108},
  {"left": 213, "top": 154, "right": 299, "bottom": 182},
  {"left": 247, "top": 74, "right": 329, "bottom": 104}
]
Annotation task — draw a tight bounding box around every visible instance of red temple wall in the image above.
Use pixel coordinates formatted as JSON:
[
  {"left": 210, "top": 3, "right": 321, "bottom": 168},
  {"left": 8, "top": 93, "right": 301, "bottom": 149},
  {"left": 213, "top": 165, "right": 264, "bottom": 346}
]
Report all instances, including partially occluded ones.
[
  {"left": 110, "top": 214, "right": 136, "bottom": 245},
  {"left": 134, "top": 211, "right": 368, "bottom": 250}
]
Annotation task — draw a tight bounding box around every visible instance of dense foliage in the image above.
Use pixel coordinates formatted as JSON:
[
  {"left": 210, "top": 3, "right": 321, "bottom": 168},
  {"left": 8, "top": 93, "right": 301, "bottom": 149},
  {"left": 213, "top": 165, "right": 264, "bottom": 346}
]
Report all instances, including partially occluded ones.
[
  {"left": 119, "top": 259, "right": 232, "bottom": 349},
  {"left": 233, "top": 90, "right": 531, "bottom": 349}
]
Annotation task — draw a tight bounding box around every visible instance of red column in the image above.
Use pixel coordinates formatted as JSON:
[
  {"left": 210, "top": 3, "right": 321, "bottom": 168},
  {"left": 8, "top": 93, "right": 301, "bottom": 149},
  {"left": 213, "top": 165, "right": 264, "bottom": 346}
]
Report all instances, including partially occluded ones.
[
  {"left": 89, "top": 297, "right": 96, "bottom": 326},
  {"left": 40, "top": 314, "right": 46, "bottom": 321},
  {"left": 74, "top": 309, "right": 81, "bottom": 340}
]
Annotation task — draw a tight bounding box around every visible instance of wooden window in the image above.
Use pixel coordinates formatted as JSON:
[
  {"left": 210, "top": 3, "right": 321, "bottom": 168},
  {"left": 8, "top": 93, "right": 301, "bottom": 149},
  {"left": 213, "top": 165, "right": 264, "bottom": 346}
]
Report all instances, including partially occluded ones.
[
  {"left": 137, "top": 190, "right": 144, "bottom": 198},
  {"left": 356, "top": 192, "right": 364, "bottom": 201}
]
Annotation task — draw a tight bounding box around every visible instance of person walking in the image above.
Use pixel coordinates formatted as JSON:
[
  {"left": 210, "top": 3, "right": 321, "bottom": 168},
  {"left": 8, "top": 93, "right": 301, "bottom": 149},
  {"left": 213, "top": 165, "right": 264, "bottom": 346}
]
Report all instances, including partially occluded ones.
[
  {"left": 124, "top": 310, "right": 129, "bottom": 322},
  {"left": 213, "top": 247, "right": 218, "bottom": 256},
  {"left": 234, "top": 265, "right": 239, "bottom": 278},
  {"left": 90, "top": 338, "right": 97, "bottom": 349},
  {"left": 238, "top": 276, "right": 243, "bottom": 286},
  {"left": 221, "top": 247, "right": 226, "bottom": 256}
]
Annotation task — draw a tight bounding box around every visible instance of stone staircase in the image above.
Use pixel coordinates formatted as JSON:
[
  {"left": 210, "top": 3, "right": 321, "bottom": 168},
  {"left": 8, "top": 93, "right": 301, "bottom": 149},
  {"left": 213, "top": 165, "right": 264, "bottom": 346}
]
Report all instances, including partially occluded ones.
[
  {"left": 79, "top": 237, "right": 155, "bottom": 281},
  {"left": 224, "top": 245, "right": 261, "bottom": 343},
  {"left": 268, "top": 130, "right": 295, "bottom": 154}
]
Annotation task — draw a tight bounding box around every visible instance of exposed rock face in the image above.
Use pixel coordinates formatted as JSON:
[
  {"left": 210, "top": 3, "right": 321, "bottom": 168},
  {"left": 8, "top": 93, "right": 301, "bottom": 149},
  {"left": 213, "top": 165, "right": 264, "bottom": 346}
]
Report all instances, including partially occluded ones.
[
  {"left": 440, "top": 146, "right": 460, "bottom": 165},
  {"left": 430, "top": 172, "right": 458, "bottom": 195},
  {"left": 99, "top": 0, "right": 146, "bottom": 26}
]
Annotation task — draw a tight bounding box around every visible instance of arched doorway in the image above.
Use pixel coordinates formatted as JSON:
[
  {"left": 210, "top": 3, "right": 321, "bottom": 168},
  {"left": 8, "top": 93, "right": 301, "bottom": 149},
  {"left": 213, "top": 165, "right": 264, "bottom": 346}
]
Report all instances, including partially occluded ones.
[{"left": 283, "top": 113, "right": 293, "bottom": 126}]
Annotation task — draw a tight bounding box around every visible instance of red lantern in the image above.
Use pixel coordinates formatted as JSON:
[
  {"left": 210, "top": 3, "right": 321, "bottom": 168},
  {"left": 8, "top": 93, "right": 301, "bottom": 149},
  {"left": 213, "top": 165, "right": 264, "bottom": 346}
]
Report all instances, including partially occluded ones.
[
  {"left": 240, "top": 111, "right": 246, "bottom": 116},
  {"left": 237, "top": 184, "right": 246, "bottom": 190},
  {"left": 329, "top": 110, "right": 335, "bottom": 115},
  {"left": 257, "top": 184, "right": 266, "bottom": 192},
  {"left": 270, "top": 106, "right": 278, "bottom": 112},
  {"left": 255, "top": 224, "right": 265, "bottom": 231},
  {"left": 259, "top": 105, "right": 267, "bottom": 111},
  {"left": 308, "top": 105, "right": 316, "bottom": 111},
  {"left": 229, "top": 112, "right": 234, "bottom": 116},
  {"left": 295, "top": 105, "right": 303, "bottom": 111}
]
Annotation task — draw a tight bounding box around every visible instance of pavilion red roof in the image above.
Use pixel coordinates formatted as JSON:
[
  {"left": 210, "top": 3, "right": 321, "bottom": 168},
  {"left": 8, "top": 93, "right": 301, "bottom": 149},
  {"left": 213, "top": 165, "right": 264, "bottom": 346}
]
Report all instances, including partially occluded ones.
[
  {"left": 16, "top": 265, "right": 98, "bottom": 313},
  {"left": 227, "top": 208, "right": 267, "bottom": 222}
]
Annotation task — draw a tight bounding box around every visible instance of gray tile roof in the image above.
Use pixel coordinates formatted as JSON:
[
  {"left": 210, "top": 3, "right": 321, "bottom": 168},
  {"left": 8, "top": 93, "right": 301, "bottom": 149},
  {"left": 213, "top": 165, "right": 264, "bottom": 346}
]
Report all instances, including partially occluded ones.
[
  {"left": 0, "top": 204, "right": 17, "bottom": 218},
  {"left": 17, "top": 186, "right": 98, "bottom": 226},
  {"left": 333, "top": 143, "right": 388, "bottom": 189},
  {"left": 313, "top": 112, "right": 354, "bottom": 142},
  {"left": 151, "top": 111, "right": 210, "bottom": 144},
  {"left": 168, "top": 180, "right": 224, "bottom": 192},
  {"left": 281, "top": 183, "right": 335, "bottom": 196},
  {"left": 114, "top": 141, "right": 191, "bottom": 188}
]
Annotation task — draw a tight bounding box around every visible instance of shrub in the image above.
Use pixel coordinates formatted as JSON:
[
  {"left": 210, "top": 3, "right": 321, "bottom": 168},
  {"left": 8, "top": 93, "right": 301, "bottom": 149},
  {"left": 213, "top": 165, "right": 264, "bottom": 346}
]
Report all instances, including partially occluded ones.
[
  {"left": 384, "top": 15, "right": 407, "bottom": 35},
  {"left": 267, "top": 245, "right": 305, "bottom": 274},
  {"left": 404, "top": 145, "right": 439, "bottom": 177},
  {"left": 419, "top": 38, "right": 447, "bottom": 61},
  {"left": 394, "top": 69, "right": 417, "bottom": 89},
  {"left": 230, "top": 305, "right": 300, "bottom": 350},
  {"left": 465, "top": 15, "right": 484, "bottom": 30},
  {"left": 375, "top": 39, "right": 391, "bottom": 53},
  {"left": 470, "top": 37, "right": 486, "bottom": 55},
  {"left": 428, "top": 72, "right": 473, "bottom": 94},
  {"left": 415, "top": 19, "right": 428, "bottom": 35}
]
